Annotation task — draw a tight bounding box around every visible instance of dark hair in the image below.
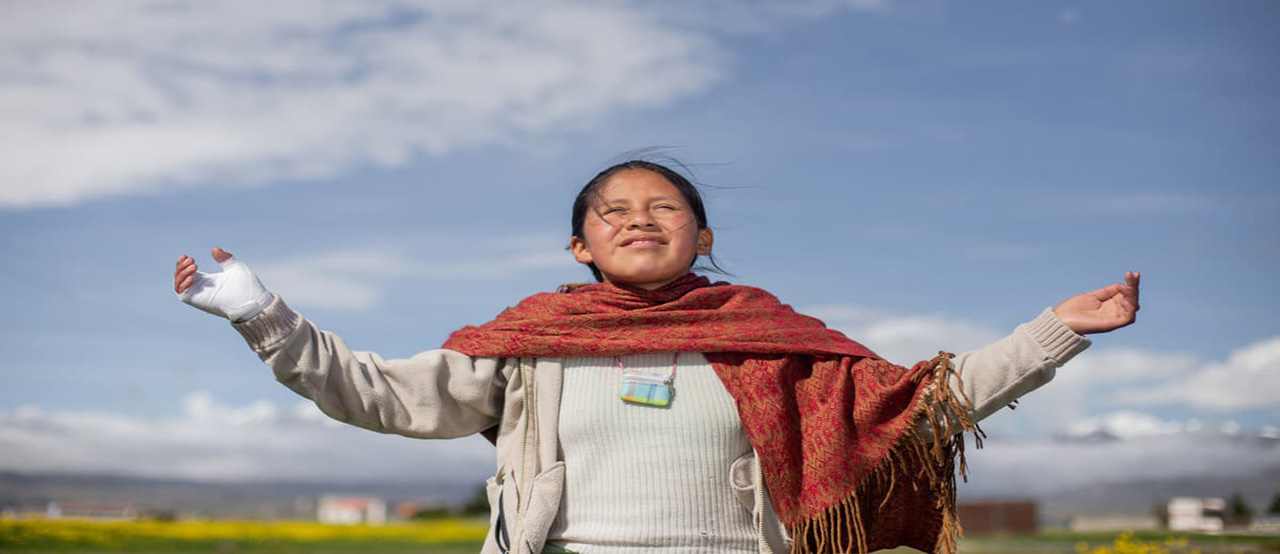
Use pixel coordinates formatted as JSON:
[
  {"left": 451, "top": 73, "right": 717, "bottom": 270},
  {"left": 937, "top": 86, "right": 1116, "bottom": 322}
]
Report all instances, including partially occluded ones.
[{"left": 571, "top": 159, "right": 727, "bottom": 282}]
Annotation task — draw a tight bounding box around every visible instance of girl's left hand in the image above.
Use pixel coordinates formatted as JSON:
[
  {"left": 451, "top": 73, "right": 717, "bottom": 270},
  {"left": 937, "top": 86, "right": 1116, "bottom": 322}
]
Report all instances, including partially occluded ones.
[{"left": 1053, "top": 271, "right": 1141, "bottom": 335}]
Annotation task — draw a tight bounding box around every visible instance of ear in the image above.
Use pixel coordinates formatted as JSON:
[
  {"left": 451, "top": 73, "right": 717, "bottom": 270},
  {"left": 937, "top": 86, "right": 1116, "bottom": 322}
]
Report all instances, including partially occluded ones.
[
  {"left": 570, "top": 236, "right": 594, "bottom": 264},
  {"left": 696, "top": 228, "right": 714, "bottom": 255}
]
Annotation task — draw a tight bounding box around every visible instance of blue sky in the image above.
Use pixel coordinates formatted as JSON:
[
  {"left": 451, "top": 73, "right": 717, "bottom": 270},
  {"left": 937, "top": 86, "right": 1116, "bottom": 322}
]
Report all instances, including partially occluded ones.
[{"left": 1, "top": 1, "right": 1277, "bottom": 490}]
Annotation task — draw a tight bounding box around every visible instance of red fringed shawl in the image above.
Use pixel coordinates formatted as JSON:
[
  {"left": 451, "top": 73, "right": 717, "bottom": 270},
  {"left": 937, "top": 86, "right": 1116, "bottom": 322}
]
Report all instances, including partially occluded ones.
[{"left": 443, "top": 274, "right": 976, "bottom": 553}]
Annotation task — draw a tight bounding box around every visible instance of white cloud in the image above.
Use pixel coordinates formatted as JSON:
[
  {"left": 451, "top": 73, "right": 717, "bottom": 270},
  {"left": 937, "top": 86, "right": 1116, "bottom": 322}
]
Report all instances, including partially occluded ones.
[
  {"left": 981, "top": 337, "right": 1280, "bottom": 437},
  {"left": 0, "top": 0, "right": 911, "bottom": 210},
  {"left": 4, "top": 397, "right": 1274, "bottom": 496},
  {"left": 1052, "top": 347, "right": 1199, "bottom": 388},
  {"left": 802, "top": 304, "right": 1003, "bottom": 364},
  {"left": 789, "top": 306, "right": 1280, "bottom": 438},
  {"left": 631, "top": 0, "right": 894, "bottom": 33},
  {"left": 1061, "top": 410, "right": 1184, "bottom": 439},
  {"left": 1114, "top": 335, "right": 1280, "bottom": 413},
  {"left": 0, "top": 0, "right": 725, "bottom": 208},
  {"left": 981, "top": 347, "right": 1201, "bottom": 437},
  {"left": 250, "top": 233, "right": 577, "bottom": 310},
  {"left": 964, "top": 432, "right": 1280, "bottom": 498},
  {"left": 0, "top": 393, "right": 494, "bottom": 482},
  {"left": 800, "top": 305, "right": 1247, "bottom": 438}
]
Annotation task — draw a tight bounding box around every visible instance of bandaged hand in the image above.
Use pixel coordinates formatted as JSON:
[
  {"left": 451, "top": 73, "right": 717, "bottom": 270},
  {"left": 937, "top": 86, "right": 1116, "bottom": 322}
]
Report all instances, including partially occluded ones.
[{"left": 174, "top": 247, "right": 274, "bottom": 322}]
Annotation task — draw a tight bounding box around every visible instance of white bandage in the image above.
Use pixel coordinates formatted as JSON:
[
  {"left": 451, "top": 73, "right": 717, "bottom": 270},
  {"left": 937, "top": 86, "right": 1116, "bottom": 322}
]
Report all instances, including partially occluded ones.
[{"left": 177, "top": 255, "right": 274, "bottom": 322}]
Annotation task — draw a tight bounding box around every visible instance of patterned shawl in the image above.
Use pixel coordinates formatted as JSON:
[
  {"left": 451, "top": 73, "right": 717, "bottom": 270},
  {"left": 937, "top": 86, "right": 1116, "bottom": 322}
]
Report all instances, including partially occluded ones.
[{"left": 443, "top": 273, "right": 977, "bottom": 553}]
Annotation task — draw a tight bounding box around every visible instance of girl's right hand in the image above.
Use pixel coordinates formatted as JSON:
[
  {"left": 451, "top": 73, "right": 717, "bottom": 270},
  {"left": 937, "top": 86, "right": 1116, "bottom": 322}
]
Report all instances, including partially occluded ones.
[{"left": 175, "top": 247, "right": 274, "bottom": 322}]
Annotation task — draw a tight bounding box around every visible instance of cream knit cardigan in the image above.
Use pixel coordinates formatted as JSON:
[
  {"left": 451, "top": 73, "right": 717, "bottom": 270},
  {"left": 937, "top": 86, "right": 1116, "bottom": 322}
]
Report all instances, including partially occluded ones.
[{"left": 233, "top": 296, "right": 1089, "bottom": 553}]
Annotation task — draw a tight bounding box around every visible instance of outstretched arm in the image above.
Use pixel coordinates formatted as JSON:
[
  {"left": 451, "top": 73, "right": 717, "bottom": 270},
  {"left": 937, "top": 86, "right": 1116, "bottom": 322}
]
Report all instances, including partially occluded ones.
[
  {"left": 921, "top": 271, "right": 1141, "bottom": 434},
  {"left": 174, "top": 248, "right": 506, "bottom": 439}
]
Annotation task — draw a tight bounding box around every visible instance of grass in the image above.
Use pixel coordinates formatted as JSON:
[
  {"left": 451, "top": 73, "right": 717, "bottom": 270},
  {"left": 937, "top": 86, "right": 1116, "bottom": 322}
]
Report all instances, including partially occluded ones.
[
  {"left": 3, "top": 519, "right": 1277, "bottom": 553},
  {"left": 960, "top": 530, "right": 1280, "bottom": 553}
]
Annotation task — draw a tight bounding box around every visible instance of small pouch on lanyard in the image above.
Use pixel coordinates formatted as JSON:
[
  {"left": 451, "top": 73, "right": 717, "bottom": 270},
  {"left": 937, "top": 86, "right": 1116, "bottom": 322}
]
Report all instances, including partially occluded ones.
[{"left": 619, "top": 369, "right": 674, "bottom": 407}]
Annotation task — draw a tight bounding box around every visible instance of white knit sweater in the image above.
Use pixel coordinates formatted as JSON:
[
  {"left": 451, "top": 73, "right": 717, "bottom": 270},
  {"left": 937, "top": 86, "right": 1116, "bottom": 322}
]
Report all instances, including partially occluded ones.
[{"left": 549, "top": 353, "right": 757, "bottom": 553}]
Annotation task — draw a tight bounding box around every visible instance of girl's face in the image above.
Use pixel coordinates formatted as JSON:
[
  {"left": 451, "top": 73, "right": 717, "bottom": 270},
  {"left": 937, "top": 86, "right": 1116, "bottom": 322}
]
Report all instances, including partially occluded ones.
[{"left": 570, "top": 169, "right": 713, "bottom": 290}]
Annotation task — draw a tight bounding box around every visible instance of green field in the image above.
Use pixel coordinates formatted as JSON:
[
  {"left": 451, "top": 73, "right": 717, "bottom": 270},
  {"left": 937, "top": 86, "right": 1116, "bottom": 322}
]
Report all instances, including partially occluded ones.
[{"left": 2, "top": 519, "right": 1277, "bottom": 553}]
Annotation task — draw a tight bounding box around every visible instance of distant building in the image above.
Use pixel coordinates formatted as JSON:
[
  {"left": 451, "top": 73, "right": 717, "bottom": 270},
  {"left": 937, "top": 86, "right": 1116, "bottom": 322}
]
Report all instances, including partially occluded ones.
[
  {"left": 957, "top": 500, "right": 1037, "bottom": 535},
  {"left": 394, "top": 499, "right": 449, "bottom": 520},
  {"left": 1069, "top": 514, "right": 1160, "bottom": 532},
  {"left": 46, "top": 501, "right": 139, "bottom": 520},
  {"left": 1168, "top": 497, "right": 1225, "bottom": 532},
  {"left": 317, "top": 495, "right": 386, "bottom": 525},
  {"left": 1250, "top": 515, "right": 1280, "bottom": 533}
]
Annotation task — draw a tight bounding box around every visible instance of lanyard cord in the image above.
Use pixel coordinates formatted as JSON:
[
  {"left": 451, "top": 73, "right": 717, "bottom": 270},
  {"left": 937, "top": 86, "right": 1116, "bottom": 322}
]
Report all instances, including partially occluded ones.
[{"left": 615, "top": 352, "right": 679, "bottom": 381}]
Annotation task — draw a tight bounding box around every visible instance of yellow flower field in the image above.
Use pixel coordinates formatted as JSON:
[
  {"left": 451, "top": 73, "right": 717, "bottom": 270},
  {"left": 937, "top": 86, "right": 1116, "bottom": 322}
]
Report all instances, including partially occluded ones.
[
  {"left": 0, "top": 518, "right": 488, "bottom": 551},
  {"left": 5, "top": 521, "right": 1277, "bottom": 553},
  {"left": 1076, "top": 531, "right": 1198, "bottom": 554}
]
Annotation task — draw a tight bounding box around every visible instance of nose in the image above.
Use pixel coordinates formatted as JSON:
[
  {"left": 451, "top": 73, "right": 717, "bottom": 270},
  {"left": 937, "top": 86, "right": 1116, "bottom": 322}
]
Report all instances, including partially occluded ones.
[{"left": 625, "top": 209, "right": 658, "bottom": 229}]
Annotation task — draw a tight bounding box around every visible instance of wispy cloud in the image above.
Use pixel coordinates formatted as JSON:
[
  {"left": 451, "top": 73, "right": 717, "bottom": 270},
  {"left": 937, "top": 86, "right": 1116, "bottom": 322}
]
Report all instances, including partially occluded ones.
[
  {"left": 1061, "top": 409, "right": 1187, "bottom": 439},
  {"left": 984, "top": 346, "right": 1201, "bottom": 437},
  {"left": 250, "top": 233, "right": 577, "bottom": 310},
  {"left": 964, "top": 432, "right": 1280, "bottom": 498},
  {"left": 0, "top": 1, "right": 724, "bottom": 208},
  {"left": 1114, "top": 335, "right": 1280, "bottom": 413},
  {"left": 4, "top": 395, "right": 1273, "bottom": 494},
  {"left": 0, "top": 0, "right": 912, "bottom": 210},
  {"left": 801, "top": 304, "right": 1004, "bottom": 364},
  {"left": 0, "top": 393, "right": 493, "bottom": 482},
  {"left": 798, "top": 304, "right": 1275, "bottom": 439}
]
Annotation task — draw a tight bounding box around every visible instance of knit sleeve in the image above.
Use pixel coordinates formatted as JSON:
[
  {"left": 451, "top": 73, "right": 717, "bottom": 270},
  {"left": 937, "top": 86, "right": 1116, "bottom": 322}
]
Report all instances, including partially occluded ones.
[
  {"left": 916, "top": 307, "right": 1090, "bottom": 438},
  {"left": 232, "top": 295, "right": 508, "bottom": 439}
]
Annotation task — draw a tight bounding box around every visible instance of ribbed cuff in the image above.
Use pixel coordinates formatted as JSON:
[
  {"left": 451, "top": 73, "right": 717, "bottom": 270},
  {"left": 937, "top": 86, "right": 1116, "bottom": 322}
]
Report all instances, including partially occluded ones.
[
  {"left": 1023, "top": 307, "right": 1091, "bottom": 363},
  {"left": 232, "top": 294, "right": 300, "bottom": 352}
]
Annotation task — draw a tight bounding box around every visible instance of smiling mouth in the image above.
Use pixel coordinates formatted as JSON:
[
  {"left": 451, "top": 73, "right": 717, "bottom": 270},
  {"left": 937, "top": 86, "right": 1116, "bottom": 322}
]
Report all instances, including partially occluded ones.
[{"left": 621, "top": 238, "right": 665, "bottom": 247}]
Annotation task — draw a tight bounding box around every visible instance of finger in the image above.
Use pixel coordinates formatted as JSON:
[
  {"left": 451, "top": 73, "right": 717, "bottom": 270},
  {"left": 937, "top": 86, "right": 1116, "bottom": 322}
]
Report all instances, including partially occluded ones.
[
  {"left": 176, "top": 266, "right": 198, "bottom": 292},
  {"left": 211, "top": 247, "right": 233, "bottom": 264},
  {"left": 176, "top": 254, "right": 188, "bottom": 268},
  {"left": 174, "top": 263, "right": 197, "bottom": 293},
  {"left": 1086, "top": 283, "right": 1125, "bottom": 301},
  {"left": 1117, "top": 294, "right": 1137, "bottom": 314},
  {"left": 177, "top": 275, "right": 195, "bottom": 294},
  {"left": 1122, "top": 272, "right": 1140, "bottom": 309}
]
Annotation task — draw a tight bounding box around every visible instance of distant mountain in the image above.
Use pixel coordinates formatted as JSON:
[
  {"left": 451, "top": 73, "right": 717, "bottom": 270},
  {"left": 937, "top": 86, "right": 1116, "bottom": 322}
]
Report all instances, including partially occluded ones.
[
  {"left": 1056, "top": 410, "right": 1280, "bottom": 444},
  {"left": 7, "top": 421, "right": 1278, "bottom": 526},
  {"left": 0, "top": 471, "right": 481, "bottom": 519},
  {"left": 960, "top": 422, "right": 1280, "bottom": 527},
  {"left": 1027, "top": 467, "right": 1280, "bottom": 527}
]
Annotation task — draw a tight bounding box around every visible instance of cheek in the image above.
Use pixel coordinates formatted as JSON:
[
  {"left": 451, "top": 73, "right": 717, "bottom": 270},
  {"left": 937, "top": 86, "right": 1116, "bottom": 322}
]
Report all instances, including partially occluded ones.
[
  {"left": 588, "top": 221, "right": 620, "bottom": 241},
  {"left": 580, "top": 223, "right": 619, "bottom": 254},
  {"left": 664, "top": 213, "right": 697, "bottom": 231}
]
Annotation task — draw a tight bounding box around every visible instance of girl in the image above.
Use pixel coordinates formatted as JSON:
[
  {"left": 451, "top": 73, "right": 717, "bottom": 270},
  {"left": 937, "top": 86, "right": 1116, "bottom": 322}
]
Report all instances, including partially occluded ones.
[{"left": 174, "top": 159, "right": 1139, "bottom": 554}]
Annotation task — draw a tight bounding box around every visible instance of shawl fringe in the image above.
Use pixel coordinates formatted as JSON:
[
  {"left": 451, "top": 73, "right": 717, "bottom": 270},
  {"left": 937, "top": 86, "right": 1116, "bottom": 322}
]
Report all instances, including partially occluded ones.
[{"left": 786, "top": 351, "right": 985, "bottom": 554}]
